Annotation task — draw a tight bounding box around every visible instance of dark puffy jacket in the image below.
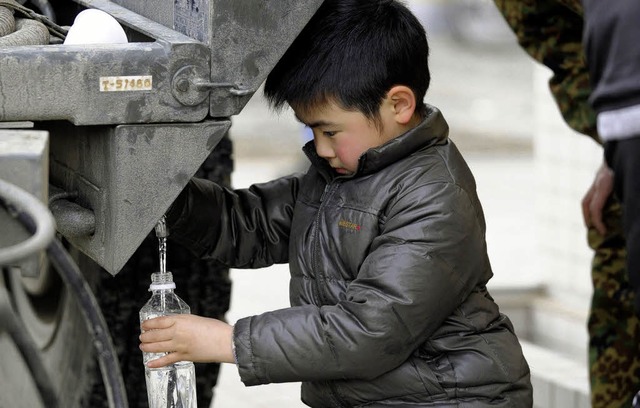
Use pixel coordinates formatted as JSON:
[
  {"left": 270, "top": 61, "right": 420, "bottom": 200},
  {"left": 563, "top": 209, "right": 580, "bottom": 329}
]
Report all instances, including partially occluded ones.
[{"left": 168, "top": 105, "right": 533, "bottom": 407}]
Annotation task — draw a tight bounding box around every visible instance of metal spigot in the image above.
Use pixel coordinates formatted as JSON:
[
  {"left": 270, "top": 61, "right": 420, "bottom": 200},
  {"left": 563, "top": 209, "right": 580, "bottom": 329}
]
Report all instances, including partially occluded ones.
[{"left": 154, "top": 215, "right": 168, "bottom": 238}]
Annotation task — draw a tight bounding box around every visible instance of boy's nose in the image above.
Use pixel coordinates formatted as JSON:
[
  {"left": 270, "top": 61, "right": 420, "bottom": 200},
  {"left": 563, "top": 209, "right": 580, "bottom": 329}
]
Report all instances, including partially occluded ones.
[{"left": 314, "top": 136, "right": 335, "bottom": 159}]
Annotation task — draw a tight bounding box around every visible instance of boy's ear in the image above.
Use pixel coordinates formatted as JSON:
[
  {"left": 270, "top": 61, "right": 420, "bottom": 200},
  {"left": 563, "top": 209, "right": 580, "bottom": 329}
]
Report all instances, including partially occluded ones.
[{"left": 387, "top": 85, "right": 417, "bottom": 125}]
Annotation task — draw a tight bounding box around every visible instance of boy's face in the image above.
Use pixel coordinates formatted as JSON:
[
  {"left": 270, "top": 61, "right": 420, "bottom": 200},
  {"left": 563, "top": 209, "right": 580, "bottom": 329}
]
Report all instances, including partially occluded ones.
[{"left": 294, "top": 100, "right": 398, "bottom": 175}]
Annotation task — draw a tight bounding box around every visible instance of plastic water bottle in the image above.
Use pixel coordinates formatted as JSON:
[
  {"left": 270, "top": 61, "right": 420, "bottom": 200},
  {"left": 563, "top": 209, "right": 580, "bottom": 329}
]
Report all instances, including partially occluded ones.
[{"left": 140, "top": 272, "right": 197, "bottom": 408}]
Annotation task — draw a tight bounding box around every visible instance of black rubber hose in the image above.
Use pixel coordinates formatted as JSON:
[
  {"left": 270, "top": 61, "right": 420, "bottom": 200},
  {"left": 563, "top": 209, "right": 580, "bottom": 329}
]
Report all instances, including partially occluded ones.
[
  {"left": 16, "top": 209, "right": 130, "bottom": 408},
  {"left": 6, "top": 205, "right": 129, "bottom": 408},
  {"left": 44, "top": 236, "right": 129, "bottom": 408}
]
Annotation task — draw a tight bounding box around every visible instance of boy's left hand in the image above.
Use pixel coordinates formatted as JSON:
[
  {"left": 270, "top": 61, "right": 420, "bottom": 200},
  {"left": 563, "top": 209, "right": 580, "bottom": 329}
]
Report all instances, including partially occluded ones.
[{"left": 139, "top": 315, "right": 235, "bottom": 367}]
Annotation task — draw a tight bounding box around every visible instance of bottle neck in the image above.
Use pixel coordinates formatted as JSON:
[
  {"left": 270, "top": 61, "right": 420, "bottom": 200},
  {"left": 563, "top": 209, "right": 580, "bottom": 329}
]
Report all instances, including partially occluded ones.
[
  {"left": 149, "top": 282, "right": 176, "bottom": 292},
  {"left": 149, "top": 271, "right": 175, "bottom": 292}
]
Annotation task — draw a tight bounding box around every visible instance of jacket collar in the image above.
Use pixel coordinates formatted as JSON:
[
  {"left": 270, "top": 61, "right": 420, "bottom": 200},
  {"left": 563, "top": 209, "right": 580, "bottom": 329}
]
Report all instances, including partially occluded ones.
[{"left": 304, "top": 104, "right": 450, "bottom": 179}]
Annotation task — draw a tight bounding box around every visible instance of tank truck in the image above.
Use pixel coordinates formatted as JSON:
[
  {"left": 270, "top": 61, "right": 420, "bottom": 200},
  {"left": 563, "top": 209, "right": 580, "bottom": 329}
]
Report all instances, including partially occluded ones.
[{"left": 0, "top": 0, "right": 324, "bottom": 406}]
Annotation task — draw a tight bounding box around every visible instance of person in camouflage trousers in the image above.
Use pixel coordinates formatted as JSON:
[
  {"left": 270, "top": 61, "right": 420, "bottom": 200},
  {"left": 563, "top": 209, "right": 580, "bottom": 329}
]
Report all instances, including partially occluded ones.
[{"left": 493, "top": 1, "right": 640, "bottom": 406}]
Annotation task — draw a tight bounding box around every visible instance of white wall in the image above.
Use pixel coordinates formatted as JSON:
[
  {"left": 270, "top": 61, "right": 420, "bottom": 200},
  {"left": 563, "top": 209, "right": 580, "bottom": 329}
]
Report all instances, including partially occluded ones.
[{"left": 531, "top": 64, "right": 602, "bottom": 360}]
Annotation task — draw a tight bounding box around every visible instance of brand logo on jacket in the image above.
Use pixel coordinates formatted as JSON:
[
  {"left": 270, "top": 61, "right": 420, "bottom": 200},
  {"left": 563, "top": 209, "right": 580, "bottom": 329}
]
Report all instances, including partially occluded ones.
[{"left": 338, "top": 219, "right": 361, "bottom": 232}]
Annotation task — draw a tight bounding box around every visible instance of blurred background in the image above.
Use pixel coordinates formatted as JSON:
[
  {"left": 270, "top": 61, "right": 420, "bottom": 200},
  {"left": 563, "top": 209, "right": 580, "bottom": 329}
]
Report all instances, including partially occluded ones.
[{"left": 212, "top": 1, "right": 601, "bottom": 406}]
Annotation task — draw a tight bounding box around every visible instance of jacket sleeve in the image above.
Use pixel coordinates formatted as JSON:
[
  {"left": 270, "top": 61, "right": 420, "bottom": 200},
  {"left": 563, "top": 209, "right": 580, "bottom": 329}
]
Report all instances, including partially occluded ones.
[
  {"left": 166, "top": 174, "right": 301, "bottom": 268},
  {"left": 494, "top": 0, "right": 599, "bottom": 142},
  {"left": 234, "top": 180, "right": 489, "bottom": 385}
]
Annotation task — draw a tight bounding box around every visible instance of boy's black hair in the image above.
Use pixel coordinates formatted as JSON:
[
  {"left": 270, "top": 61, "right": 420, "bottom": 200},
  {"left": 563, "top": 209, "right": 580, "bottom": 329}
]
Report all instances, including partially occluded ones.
[{"left": 264, "top": 0, "right": 430, "bottom": 122}]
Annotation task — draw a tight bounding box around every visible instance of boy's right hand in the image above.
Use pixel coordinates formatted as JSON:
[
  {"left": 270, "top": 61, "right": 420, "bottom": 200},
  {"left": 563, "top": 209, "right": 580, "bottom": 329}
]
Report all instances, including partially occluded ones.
[{"left": 139, "top": 314, "right": 235, "bottom": 367}]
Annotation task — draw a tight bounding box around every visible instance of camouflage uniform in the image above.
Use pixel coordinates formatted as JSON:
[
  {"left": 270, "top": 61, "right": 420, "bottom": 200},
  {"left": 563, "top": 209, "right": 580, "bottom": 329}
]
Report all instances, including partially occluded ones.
[{"left": 494, "top": 1, "right": 640, "bottom": 406}]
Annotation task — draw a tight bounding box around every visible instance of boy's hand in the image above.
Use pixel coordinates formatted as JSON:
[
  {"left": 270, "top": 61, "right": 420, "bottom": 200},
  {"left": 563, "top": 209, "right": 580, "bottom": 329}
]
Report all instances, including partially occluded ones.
[{"left": 139, "top": 315, "right": 235, "bottom": 367}]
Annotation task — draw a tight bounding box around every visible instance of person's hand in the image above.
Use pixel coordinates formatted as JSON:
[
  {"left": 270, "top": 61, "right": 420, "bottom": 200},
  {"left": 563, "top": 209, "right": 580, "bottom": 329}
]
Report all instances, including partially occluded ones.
[
  {"left": 581, "top": 161, "right": 614, "bottom": 235},
  {"left": 139, "top": 315, "right": 234, "bottom": 368}
]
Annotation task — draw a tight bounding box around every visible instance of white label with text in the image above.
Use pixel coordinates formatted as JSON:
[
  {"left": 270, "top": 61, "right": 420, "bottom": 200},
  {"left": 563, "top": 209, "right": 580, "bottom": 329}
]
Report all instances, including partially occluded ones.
[{"left": 100, "top": 76, "right": 153, "bottom": 92}]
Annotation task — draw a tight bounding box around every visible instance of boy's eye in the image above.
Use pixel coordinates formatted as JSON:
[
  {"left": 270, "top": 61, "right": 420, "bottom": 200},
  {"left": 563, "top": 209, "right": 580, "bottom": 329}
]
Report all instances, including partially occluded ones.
[{"left": 323, "top": 131, "right": 337, "bottom": 137}]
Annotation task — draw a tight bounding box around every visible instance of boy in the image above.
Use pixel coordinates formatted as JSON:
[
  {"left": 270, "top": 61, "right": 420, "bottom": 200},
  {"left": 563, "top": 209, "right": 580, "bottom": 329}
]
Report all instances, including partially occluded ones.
[{"left": 139, "top": 0, "right": 533, "bottom": 406}]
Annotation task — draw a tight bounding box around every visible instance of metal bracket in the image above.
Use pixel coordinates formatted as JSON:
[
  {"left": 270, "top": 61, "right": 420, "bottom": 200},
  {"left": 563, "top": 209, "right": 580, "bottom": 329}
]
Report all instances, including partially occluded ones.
[
  {"left": 171, "top": 65, "right": 255, "bottom": 106},
  {"left": 191, "top": 80, "right": 255, "bottom": 96}
]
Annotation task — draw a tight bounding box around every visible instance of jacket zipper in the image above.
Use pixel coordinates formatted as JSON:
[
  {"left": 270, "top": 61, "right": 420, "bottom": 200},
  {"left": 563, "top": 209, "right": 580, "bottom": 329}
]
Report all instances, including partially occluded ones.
[
  {"left": 313, "top": 181, "right": 350, "bottom": 408},
  {"left": 320, "top": 183, "right": 330, "bottom": 202},
  {"left": 312, "top": 181, "right": 334, "bottom": 305}
]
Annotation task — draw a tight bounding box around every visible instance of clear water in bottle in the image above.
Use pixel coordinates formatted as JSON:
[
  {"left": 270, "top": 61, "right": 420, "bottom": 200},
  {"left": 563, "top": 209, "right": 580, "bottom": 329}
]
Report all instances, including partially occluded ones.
[
  {"left": 140, "top": 271, "right": 197, "bottom": 408},
  {"left": 144, "top": 361, "right": 196, "bottom": 408}
]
